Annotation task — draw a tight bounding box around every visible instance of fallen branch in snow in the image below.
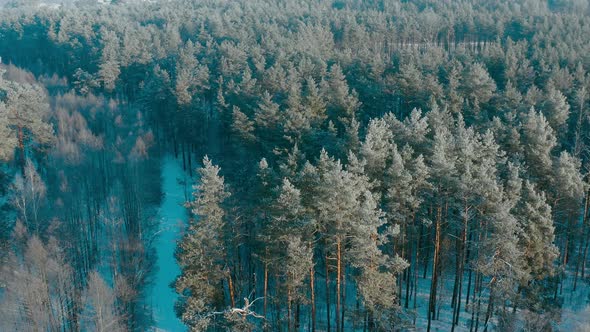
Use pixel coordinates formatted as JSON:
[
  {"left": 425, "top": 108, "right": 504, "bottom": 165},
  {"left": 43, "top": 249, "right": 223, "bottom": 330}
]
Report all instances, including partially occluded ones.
[{"left": 207, "top": 296, "right": 266, "bottom": 320}]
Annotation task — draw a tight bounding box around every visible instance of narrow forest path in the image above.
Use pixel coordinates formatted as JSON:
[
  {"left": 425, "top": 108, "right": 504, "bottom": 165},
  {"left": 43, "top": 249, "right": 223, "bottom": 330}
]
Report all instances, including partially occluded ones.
[{"left": 149, "top": 156, "right": 191, "bottom": 332}]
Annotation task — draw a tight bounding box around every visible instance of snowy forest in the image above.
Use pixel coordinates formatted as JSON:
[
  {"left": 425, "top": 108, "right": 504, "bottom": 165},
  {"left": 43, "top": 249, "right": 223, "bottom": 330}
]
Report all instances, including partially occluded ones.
[{"left": 1, "top": 0, "right": 590, "bottom": 331}]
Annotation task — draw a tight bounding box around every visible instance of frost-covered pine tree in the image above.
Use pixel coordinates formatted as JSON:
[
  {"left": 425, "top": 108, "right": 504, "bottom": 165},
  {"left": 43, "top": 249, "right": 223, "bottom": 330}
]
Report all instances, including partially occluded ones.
[
  {"left": 521, "top": 107, "right": 557, "bottom": 185},
  {"left": 461, "top": 62, "right": 496, "bottom": 112},
  {"left": 326, "top": 64, "right": 360, "bottom": 120},
  {"left": 231, "top": 106, "right": 256, "bottom": 142},
  {"left": 541, "top": 83, "right": 570, "bottom": 129},
  {"left": 353, "top": 190, "right": 408, "bottom": 330},
  {"left": 175, "top": 41, "right": 210, "bottom": 106},
  {"left": 0, "top": 69, "right": 54, "bottom": 168},
  {"left": 360, "top": 118, "right": 393, "bottom": 180},
  {"left": 176, "top": 156, "right": 232, "bottom": 330},
  {"left": 254, "top": 91, "right": 280, "bottom": 129},
  {"left": 517, "top": 181, "right": 558, "bottom": 280},
  {"left": 97, "top": 28, "right": 121, "bottom": 92}
]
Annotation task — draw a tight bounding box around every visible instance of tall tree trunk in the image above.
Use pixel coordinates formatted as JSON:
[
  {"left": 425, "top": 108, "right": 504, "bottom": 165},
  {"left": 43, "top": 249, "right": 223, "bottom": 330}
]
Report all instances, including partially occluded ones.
[
  {"left": 310, "top": 265, "right": 316, "bottom": 332},
  {"left": 413, "top": 232, "right": 419, "bottom": 326},
  {"left": 453, "top": 203, "right": 470, "bottom": 329},
  {"left": 182, "top": 142, "right": 186, "bottom": 171},
  {"left": 483, "top": 286, "right": 494, "bottom": 332},
  {"left": 582, "top": 226, "right": 590, "bottom": 279},
  {"left": 287, "top": 288, "right": 292, "bottom": 332},
  {"left": 341, "top": 268, "right": 345, "bottom": 332},
  {"left": 228, "top": 270, "right": 236, "bottom": 308},
  {"left": 473, "top": 274, "right": 483, "bottom": 332},
  {"left": 404, "top": 215, "right": 414, "bottom": 308},
  {"left": 264, "top": 253, "right": 269, "bottom": 319},
  {"left": 295, "top": 302, "right": 301, "bottom": 330},
  {"left": 465, "top": 228, "right": 475, "bottom": 309},
  {"left": 427, "top": 203, "right": 442, "bottom": 332},
  {"left": 325, "top": 250, "right": 331, "bottom": 332},
  {"left": 336, "top": 238, "right": 342, "bottom": 332},
  {"left": 575, "top": 190, "right": 589, "bottom": 284}
]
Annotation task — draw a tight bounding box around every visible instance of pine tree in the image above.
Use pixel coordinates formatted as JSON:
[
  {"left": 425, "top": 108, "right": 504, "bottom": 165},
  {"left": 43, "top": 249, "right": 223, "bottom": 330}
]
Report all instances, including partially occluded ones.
[
  {"left": 426, "top": 121, "right": 456, "bottom": 332},
  {"left": 326, "top": 64, "right": 360, "bottom": 120},
  {"left": 353, "top": 189, "right": 408, "bottom": 330},
  {"left": 385, "top": 145, "right": 429, "bottom": 312},
  {"left": 284, "top": 81, "right": 310, "bottom": 143},
  {"left": 552, "top": 151, "right": 585, "bottom": 269},
  {"left": 521, "top": 107, "right": 557, "bottom": 185},
  {"left": 360, "top": 118, "right": 393, "bottom": 179},
  {"left": 312, "top": 150, "right": 352, "bottom": 332},
  {"left": 254, "top": 91, "right": 280, "bottom": 129},
  {"left": 477, "top": 180, "right": 525, "bottom": 331},
  {"left": 553, "top": 151, "right": 585, "bottom": 202},
  {"left": 396, "top": 62, "right": 426, "bottom": 111},
  {"left": 541, "top": 83, "right": 570, "bottom": 129},
  {"left": 231, "top": 106, "right": 256, "bottom": 142},
  {"left": 461, "top": 62, "right": 497, "bottom": 112},
  {"left": 0, "top": 70, "right": 54, "bottom": 169},
  {"left": 274, "top": 178, "right": 314, "bottom": 330},
  {"left": 176, "top": 156, "right": 232, "bottom": 330},
  {"left": 447, "top": 67, "right": 462, "bottom": 108},
  {"left": 304, "top": 76, "right": 327, "bottom": 125},
  {"left": 0, "top": 110, "right": 17, "bottom": 161},
  {"left": 284, "top": 236, "right": 313, "bottom": 331},
  {"left": 175, "top": 41, "right": 210, "bottom": 106},
  {"left": 517, "top": 181, "right": 558, "bottom": 280},
  {"left": 97, "top": 28, "right": 121, "bottom": 92}
]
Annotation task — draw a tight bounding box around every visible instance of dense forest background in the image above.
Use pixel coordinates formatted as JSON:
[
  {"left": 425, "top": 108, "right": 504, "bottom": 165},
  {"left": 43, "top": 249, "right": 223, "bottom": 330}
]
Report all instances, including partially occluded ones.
[{"left": 1, "top": 0, "right": 590, "bottom": 331}]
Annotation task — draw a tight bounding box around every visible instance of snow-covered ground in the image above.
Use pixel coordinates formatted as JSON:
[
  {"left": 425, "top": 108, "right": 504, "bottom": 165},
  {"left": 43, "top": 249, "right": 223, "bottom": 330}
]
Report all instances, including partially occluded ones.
[
  {"left": 148, "top": 156, "right": 191, "bottom": 332},
  {"left": 555, "top": 266, "right": 590, "bottom": 331},
  {"left": 409, "top": 265, "right": 590, "bottom": 331}
]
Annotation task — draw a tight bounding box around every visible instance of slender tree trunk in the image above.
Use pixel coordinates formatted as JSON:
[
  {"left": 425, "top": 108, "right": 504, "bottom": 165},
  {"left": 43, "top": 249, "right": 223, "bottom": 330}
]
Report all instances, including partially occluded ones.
[
  {"left": 413, "top": 232, "right": 419, "bottom": 326},
  {"left": 453, "top": 203, "right": 469, "bottom": 328},
  {"left": 575, "top": 251, "right": 583, "bottom": 291},
  {"left": 310, "top": 265, "right": 316, "bottom": 332},
  {"left": 452, "top": 228, "right": 461, "bottom": 311},
  {"left": 182, "top": 142, "right": 186, "bottom": 171},
  {"left": 341, "top": 268, "right": 345, "bottom": 332},
  {"left": 474, "top": 275, "right": 483, "bottom": 332},
  {"left": 264, "top": 255, "right": 269, "bottom": 319},
  {"left": 188, "top": 147, "right": 193, "bottom": 177},
  {"left": 483, "top": 284, "right": 494, "bottom": 332},
  {"left": 576, "top": 190, "right": 590, "bottom": 284},
  {"left": 563, "top": 214, "right": 572, "bottom": 266},
  {"left": 582, "top": 226, "right": 590, "bottom": 279},
  {"left": 228, "top": 271, "right": 236, "bottom": 308},
  {"left": 465, "top": 230, "right": 474, "bottom": 309},
  {"left": 275, "top": 273, "right": 281, "bottom": 328},
  {"left": 423, "top": 220, "right": 430, "bottom": 278},
  {"left": 404, "top": 214, "right": 415, "bottom": 308},
  {"left": 296, "top": 302, "right": 300, "bottom": 330},
  {"left": 427, "top": 203, "right": 442, "bottom": 332},
  {"left": 325, "top": 250, "right": 331, "bottom": 332},
  {"left": 173, "top": 133, "right": 178, "bottom": 158},
  {"left": 287, "top": 288, "right": 292, "bottom": 332},
  {"left": 336, "top": 238, "right": 342, "bottom": 332}
]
